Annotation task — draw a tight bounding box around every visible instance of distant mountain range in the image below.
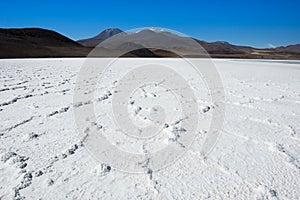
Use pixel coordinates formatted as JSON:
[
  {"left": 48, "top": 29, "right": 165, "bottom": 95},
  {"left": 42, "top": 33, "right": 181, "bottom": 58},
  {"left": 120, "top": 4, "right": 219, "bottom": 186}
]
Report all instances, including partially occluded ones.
[{"left": 0, "top": 27, "right": 300, "bottom": 59}]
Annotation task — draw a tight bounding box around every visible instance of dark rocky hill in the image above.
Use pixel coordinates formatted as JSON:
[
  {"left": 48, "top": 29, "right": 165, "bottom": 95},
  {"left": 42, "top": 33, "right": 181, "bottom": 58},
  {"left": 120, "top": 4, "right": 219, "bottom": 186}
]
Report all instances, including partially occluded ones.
[{"left": 0, "top": 28, "right": 91, "bottom": 58}]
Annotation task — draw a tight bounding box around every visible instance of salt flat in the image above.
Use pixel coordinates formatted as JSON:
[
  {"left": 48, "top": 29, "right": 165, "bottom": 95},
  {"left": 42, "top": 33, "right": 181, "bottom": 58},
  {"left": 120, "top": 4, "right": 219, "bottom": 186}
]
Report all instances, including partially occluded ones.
[{"left": 0, "top": 58, "right": 300, "bottom": 199}]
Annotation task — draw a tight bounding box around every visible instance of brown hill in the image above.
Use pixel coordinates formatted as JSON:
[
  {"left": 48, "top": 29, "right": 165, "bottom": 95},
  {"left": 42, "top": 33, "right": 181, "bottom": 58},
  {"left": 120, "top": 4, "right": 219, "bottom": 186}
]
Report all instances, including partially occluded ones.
[{"left": 0, "top": 28, "right": 91, "bottom": 58}]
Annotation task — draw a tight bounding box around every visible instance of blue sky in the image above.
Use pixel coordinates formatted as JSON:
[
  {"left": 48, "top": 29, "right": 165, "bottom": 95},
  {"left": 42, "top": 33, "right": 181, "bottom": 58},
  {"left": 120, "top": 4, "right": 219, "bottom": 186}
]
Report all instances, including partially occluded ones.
[{"left": 1, "top": 0, "right": 299, "bottom": 48}]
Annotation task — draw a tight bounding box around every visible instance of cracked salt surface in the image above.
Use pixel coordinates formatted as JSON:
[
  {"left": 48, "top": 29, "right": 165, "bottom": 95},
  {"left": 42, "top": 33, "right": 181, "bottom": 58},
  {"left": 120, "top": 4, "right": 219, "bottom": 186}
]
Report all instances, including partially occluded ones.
[{"left": 0, "top": 58, "right": 300, "bottom": 199}]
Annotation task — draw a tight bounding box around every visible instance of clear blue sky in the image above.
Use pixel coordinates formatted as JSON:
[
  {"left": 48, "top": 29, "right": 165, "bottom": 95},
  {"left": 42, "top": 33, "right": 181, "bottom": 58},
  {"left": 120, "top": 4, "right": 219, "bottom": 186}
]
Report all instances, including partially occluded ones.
[{"left": 1, "top": 0, "right": 299, "bottom": 48}]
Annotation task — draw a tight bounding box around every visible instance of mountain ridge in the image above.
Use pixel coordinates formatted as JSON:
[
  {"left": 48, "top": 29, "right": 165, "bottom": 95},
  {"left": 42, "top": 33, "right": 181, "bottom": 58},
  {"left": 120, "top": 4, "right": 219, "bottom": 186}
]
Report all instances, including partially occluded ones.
[
  {"left": 77, "top": 28, "right": 124, "bottom": 47},
  {"left": 0, "top": 27, "right": 300, "bottom": 59},
  {"left": 273, "top": 44, "right": 300, "bottom": 53}
]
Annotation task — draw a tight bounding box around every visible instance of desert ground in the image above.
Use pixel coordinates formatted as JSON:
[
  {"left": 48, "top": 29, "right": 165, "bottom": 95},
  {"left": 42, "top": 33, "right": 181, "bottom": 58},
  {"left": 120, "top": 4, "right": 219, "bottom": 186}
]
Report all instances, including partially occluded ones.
[{"left": 0, "top": 58, "right": 300, "bottom": 199}]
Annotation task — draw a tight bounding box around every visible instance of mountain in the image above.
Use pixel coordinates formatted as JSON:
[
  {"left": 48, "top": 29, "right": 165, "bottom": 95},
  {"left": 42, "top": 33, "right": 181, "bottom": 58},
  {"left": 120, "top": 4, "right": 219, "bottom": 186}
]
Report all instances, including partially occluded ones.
[
  {"left": 84, "top": 28, "right": 300, "bottom": 59},
  {"left": 194, "top": 40, "right": 254, "bottom": 55},
  {"left": 88, "top": 29, "right": 235, "bottom": 57},
  {"left": 273, "top": 44, "right": 300, "bottom": 53},
  {"left": 0, "top": 28, "right": 91, "bottom": 58},
  {"left": 77, "top": 28, "right": 124, "bottom": 47},
  {"left": 79, "top": 28, "right": 256, "bottom": 56},
  {"left": 1, "top": 27, "right": 300, "bottom": 59}
]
